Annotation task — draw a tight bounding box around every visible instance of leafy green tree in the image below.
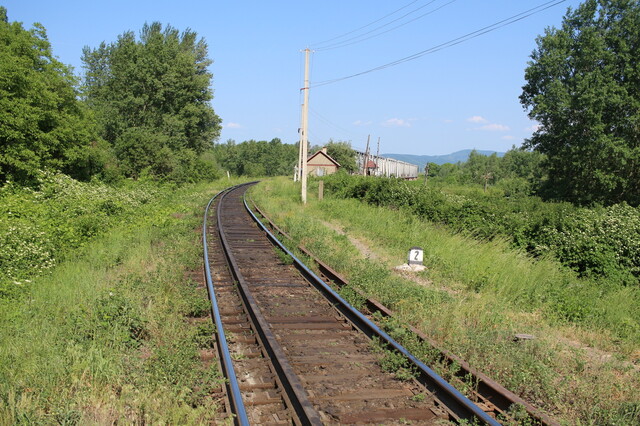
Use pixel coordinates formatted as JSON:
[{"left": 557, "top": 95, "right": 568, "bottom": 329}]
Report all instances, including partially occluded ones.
[
  {"left": 463, "top": 150, "right": 502, "bottom": 191},
  {"left": 82, "top": 22, "right": 222, "bottom": 181},
  {"left": 501, "top": 147, "right": 545, "bottom": 182},
  {"left": 0, "top": 7, "right": 98, "bottom": 184},
  {"left": 324, "top": 140, "right": 357, "bottom": 173},
  {"left": 213, "top": 138, "right": 297, "bottom": 177},
  {"left": 520, "top": 0, "right": 640, "bottom": 205}
]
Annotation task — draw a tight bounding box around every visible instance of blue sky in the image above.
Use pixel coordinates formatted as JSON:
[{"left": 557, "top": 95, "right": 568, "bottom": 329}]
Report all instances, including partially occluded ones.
[{"left": 5, "top": 0, "right": 582, "bottom": 155}]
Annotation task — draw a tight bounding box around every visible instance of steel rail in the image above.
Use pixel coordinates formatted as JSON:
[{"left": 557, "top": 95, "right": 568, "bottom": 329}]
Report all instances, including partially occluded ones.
[
  {"left": 217, "top": 185, "right": 323, "bottom": 426},
  {"left": 242, "top": 193, "right": 500, "bottom": 425},
  {"left": 202, "top": 184, "right": 250, "bottom": 426}
]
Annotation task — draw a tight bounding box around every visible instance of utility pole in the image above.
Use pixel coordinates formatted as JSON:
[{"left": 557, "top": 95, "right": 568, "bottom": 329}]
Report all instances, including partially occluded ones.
[
  {"left": 423, "top": 163, "right": 430, "bottom": 186},
  {"left": 299, "top": 48, "right": 310, "bottom": 204},
  {"left": 363, "top": 135, "right": 371, "bottom": 176},
  {"left": 376, "top": 137, "right": 380, "bottom": 177}
]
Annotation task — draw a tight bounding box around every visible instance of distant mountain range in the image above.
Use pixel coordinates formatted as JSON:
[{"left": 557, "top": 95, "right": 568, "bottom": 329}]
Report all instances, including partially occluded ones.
[{"left": 382, "top": 149, "right": 505, "bottom": 168}]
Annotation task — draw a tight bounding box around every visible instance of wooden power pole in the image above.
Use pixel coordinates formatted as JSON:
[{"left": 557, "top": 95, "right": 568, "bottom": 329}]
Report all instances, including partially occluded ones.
[{"left": 363, "top": 135, "right": 370, "bottom": 175}]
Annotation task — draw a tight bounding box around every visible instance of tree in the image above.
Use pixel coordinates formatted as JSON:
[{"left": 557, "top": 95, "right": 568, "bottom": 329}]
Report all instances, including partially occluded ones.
[
  {"left": 0, "top": 7, "right": 98, "bottom": 184},
  {"left": 213, "top": 138, "right": 297, "bottom": 177},
  {"left": 520, "top": 0, "right": 640, "bottom": 206},
  {"left": 463, "top": 150, "right": 502, "bottom": 191},
  {"left": 82, "top": 22, "right": 222, "bottom": 181},
  {"left": 324, "top": 140, "right": 357, "bottom": 173}
]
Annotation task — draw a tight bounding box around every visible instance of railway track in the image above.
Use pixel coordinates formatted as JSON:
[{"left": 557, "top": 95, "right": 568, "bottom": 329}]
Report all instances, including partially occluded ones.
[
  {"left": 203, "top": 183, "right": 502, "bottom": 425},
  {"left": 249, "top": 202, "right": 559, "bottom": 426}
]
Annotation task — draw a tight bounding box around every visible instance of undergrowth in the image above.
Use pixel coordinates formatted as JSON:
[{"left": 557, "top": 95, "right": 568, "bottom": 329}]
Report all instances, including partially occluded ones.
[
  {"left": 250, "top": 177, "right": 640, "bottom": 425},
  {"left": 323, "top": 173, "right": 640, "bottom": 286},
  {"left": 0, "top": 176, "right": 244, "bottom": 424}
]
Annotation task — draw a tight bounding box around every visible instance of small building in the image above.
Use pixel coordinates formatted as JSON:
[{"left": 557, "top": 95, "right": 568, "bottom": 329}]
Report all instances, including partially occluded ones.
[
  {"left": 364, "top": 160, "right": 377, "bottom": 176},
  {"left": 307, "top": 148, "right": 340, "bottom": 176}
]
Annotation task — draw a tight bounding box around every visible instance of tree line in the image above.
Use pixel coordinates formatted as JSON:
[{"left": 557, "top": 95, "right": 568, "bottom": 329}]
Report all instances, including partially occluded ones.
[
  {"left": 1, "top": 8, "right": 222, "bottom": 185},
  {"left": 0, "top": 6, "right": 358, "bottom": 186},
  {"left": 212, "top": 139, "right": 358, "bottom": 177}
]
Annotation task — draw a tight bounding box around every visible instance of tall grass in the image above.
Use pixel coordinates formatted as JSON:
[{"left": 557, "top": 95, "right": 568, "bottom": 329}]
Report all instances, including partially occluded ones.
[
  {"left": 250, "top": 177, "right": 640, "bottom": 424},
  {"left": 0, "top": 179, "right": 246, "bottom": 424}
]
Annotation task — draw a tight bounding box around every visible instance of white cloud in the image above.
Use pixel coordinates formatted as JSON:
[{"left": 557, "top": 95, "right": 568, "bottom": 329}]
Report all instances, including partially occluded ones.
[
  {"left": 525, "top": 123, "right": 541, "bottom": 132},
  {"left": 442, "top": 119, "right": 454, "bottom": 124},
  {"left": 502, "top": 135, "right": 516, "bottom": 140},
  {"left": 479, "top": 123, "right": 510, "bottom": 131},
  {"left": 225, "top": 122, "right": 242, "bottom": 129},
  {"left": 382, "top": 118, "right": 411, "bottom": 127},
  {"left": 467, "top": 115, "right": 488, "bottom": 124},
  {"left": 353, "top": 120, "right": 372, "bottom": 126}
]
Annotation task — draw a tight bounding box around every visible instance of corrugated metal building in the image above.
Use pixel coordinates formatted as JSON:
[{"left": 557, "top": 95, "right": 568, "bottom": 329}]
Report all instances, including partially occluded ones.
[{"left": 355, "top": 151, "right": 418, "bottom": 179}]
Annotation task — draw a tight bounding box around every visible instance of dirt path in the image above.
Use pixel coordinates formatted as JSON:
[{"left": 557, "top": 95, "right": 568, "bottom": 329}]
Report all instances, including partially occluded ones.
[{"left": 318, "top": 219, "right": 460, "bottom": 297}]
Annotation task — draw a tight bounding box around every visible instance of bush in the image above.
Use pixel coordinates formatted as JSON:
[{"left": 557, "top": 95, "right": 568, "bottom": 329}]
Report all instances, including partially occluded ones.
[
  {"left": 322, "top": 174, "right": 640, "bottom": 285},
  {"left": 0, "top": 172, "right": 161, "bottom": 298}
]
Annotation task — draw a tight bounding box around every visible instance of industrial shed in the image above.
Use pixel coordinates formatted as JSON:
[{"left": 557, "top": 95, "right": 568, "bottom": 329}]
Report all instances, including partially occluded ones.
[
  {"left": 307, "top": 148, "right": 340, "bottom": 176},
  {"left": 355, "top": 151, "right": 418, "bottom": 179}
]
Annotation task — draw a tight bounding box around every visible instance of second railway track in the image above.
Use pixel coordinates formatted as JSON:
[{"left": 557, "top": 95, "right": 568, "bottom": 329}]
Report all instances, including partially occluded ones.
[{"left": 204, "top": 183, "right": 500, "bottom": 425}]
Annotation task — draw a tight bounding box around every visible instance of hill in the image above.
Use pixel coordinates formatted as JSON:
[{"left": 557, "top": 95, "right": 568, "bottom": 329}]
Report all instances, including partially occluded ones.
[{"left": 383, "top": 149, "right": 505, "bottom": 169}]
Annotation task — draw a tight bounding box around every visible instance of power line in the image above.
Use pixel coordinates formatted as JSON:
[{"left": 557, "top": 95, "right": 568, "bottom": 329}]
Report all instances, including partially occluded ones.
[
  {"left": 311, "top": 0, "right": 567, "bottom": 88},
  {"left": 310, "top": 107, "right": 367, "bottom": 143},
  {"left": 315, "top": 0, "right": 455, "bottom": 52},
  {"left": 310, "top": 0, "right": 421, "bottom": 48}
]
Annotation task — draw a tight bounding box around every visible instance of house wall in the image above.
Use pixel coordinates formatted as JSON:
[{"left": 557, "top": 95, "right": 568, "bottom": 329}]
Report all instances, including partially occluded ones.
[{"left": 306, "top": 151, "right": 339, "bottom": 176}]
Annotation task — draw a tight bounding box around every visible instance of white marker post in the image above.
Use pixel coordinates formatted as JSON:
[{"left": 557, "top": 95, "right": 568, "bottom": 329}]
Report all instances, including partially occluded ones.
[
  {"left": 394, "top": 247, "right": 426, "bottom": 272},
  {"left": 408, "top": 247, "right": 424, "bottom": 266}
]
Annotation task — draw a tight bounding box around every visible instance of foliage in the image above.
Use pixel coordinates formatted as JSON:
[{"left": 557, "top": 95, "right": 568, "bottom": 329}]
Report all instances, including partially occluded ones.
[
  {"left": 425, "top": 147, "right": 546, "bottom": 195},
  {"left": 214, "top": 138, "right": 297, "bottom": 177},
  {"left": 521, "top": 0, "right": 640, "bottom": 206},
  {"left": 323, "top": 140, "right": 358, "bottom": 173},
  {"left": 322, "top": 174, "right": 640, "bottom": 284},
  {"left": 0, "top": 7, "right": 99, "bottom": 185},
  {"left": 82, "top": 22, "right": 222, "bottom": 182},
  {"left": 0, "top": 180, "right": 230, "bottom": 423},
  {"left": 0, "top": 172, "right": 161, "bottom": 299},
  {"left": 250, "top": 177, "right": 640, "bottom": 424}
]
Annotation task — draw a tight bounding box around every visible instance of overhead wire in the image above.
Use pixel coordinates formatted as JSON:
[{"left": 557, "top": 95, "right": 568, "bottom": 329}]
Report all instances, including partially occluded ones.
[
  {"left": 315, "top": 0, "right": 455, "bottom": 52},
  {"left": 311, "top": 0, "right": 567, "bottom": 88},
  {"left": 309, "top": 107, "right": 368, "bottom": 147},
  {"left": 310, "top": 0, "right": 422, "bottom": 48}
]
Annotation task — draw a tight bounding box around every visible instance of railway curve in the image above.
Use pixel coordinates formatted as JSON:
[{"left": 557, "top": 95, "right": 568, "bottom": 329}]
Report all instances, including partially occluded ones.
[{"left": 203, "top": 182, "right": 500, "bottom": 425}]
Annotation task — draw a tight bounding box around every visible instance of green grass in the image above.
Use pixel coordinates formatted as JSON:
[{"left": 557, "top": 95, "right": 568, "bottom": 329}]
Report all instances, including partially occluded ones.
[
  {"left": 0, "top": 178, "right": 247, "bottom": 424},
  {"left": 250, "top": 177, "right": 640, "bottom": 425}
]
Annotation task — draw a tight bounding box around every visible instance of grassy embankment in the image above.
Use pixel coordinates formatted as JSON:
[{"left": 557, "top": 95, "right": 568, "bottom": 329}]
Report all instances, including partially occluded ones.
[
  {"left": 250, "top": 177, "right": 640, "bottom": 425},
  {"left": 0, "top": 175, "right": 247, "bottom": 424}
]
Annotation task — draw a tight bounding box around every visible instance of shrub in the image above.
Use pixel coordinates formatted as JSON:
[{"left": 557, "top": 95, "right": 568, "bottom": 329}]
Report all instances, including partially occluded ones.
[
  {"left": 322, "top": 174, "right": 640, "bottom": 285},
  {"left": 0, "top": 172, "right": 161, "bottom": 298}
]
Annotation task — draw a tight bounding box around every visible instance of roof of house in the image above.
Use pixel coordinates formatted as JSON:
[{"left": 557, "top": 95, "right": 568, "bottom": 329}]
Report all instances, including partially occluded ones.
[{"left": 307, "top": 149, "right": 341, "bottom": 167}]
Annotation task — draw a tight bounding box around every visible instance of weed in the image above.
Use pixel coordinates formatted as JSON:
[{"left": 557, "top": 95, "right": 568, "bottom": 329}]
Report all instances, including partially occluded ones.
[
  {"left": 273, "top": 247, "right": 294, "bottom": 265},
  {"left": 411, "top": 393, "right": 426, "bottom": 402},
  {"left": 370, "top": 337, "right": 417, "bottom": 381},
  {"left": 183, "top": 288, "right": 212, "bottom": 318},
  {"left": 193, "top": 323, "right": 215, "bottom": 349},
  {"left": 0, "top": 178, "right": 245, "bottom": 423}
]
